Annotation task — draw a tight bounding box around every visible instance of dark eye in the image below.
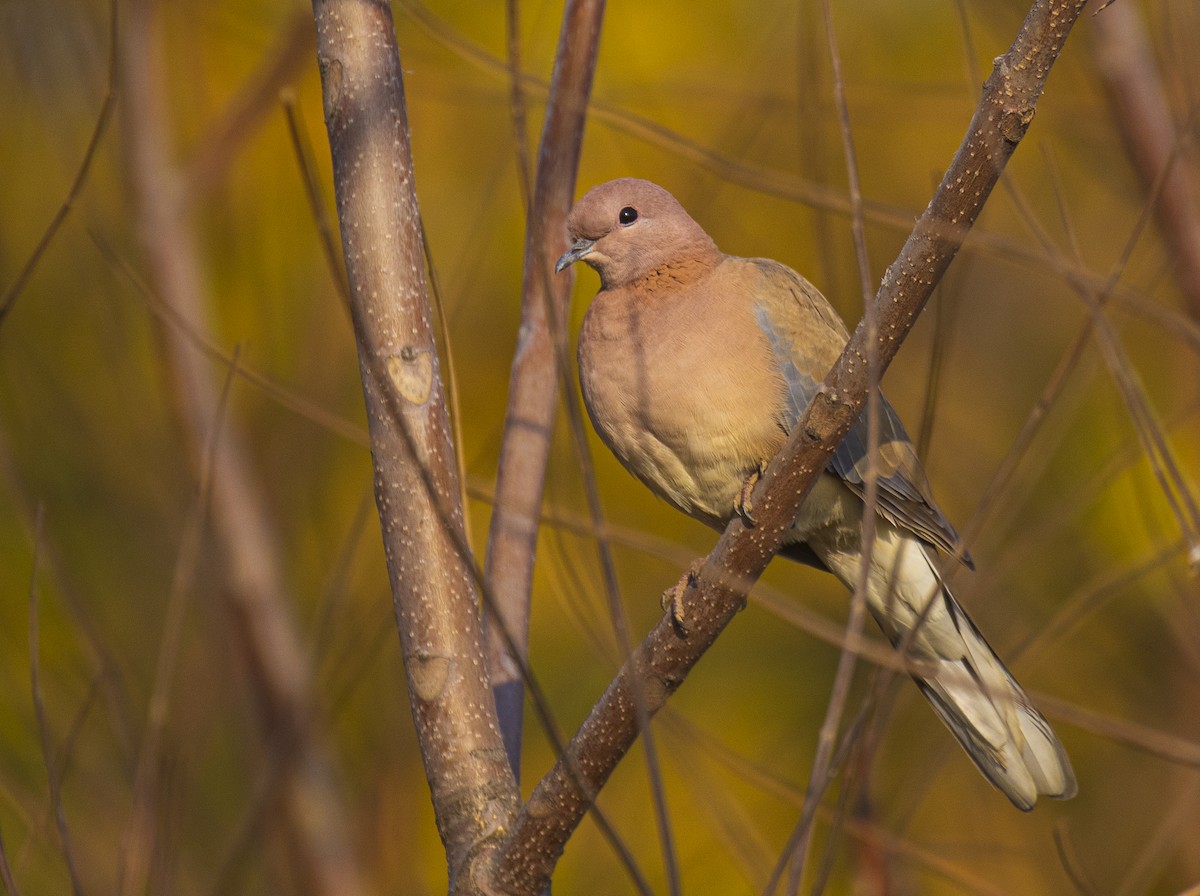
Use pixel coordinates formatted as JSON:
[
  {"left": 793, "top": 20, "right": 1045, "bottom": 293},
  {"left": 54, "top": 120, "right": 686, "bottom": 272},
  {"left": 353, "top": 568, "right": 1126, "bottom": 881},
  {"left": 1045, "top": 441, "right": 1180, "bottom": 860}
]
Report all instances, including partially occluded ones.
[{"left": 618, "top": 206, "right": 638, "bottom": 225}]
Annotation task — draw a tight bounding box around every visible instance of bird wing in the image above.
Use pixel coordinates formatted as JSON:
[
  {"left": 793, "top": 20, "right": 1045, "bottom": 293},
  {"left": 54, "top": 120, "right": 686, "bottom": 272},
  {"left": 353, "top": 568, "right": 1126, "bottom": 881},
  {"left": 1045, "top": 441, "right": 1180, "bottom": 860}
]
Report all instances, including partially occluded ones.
[{"left": 748, "top": 259, "right": 970, "bottom": 564}]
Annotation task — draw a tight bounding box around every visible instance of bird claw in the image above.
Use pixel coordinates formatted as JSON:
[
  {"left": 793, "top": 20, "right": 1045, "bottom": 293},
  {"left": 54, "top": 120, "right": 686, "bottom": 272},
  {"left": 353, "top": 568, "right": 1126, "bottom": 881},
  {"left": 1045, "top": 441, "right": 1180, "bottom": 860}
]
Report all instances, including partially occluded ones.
[
  {"left": 735, "top": 463, "right": 766, "bottom": 526},
  {"left": 661, "top": 561, "right": 703, "bottom": 634}
]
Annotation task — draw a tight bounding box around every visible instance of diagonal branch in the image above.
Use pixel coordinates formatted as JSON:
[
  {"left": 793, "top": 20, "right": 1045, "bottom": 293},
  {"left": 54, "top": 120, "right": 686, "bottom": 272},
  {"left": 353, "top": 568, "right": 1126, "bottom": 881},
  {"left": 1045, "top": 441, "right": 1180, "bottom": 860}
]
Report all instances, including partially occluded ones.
[{"left": 491, "top": 1, "right": 1089, "bottom": 891}]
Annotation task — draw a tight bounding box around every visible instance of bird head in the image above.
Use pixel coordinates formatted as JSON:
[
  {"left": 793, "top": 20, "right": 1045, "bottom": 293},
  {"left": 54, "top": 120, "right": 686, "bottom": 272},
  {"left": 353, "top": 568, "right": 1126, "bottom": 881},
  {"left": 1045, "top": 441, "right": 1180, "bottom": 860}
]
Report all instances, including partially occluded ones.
[{"left": 555, "top": 178, "right": 721, "bottom": 290}]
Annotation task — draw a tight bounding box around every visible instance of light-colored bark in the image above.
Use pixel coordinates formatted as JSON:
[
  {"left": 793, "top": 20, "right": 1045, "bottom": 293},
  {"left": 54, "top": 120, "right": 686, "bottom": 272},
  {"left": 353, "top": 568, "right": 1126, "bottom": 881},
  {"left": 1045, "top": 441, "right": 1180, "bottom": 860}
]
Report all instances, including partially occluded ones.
[{"left": 311, "top": 0, "right": 520, "bottom": 890}]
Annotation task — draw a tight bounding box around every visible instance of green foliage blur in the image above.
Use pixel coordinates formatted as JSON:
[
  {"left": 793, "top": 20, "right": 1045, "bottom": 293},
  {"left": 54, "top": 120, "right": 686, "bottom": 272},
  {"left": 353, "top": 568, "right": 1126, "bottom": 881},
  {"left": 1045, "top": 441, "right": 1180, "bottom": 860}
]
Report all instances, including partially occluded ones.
[{"left": 2, "top": 0, "right": 1199, "bottom": 893}]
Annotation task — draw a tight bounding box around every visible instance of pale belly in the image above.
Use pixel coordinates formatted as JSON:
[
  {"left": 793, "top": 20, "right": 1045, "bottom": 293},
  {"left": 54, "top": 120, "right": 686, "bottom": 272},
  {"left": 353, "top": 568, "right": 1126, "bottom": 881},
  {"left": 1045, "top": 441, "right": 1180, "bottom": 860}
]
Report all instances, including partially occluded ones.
[{"left": 578, "top": 338, "right": 770, "bottom": 526}]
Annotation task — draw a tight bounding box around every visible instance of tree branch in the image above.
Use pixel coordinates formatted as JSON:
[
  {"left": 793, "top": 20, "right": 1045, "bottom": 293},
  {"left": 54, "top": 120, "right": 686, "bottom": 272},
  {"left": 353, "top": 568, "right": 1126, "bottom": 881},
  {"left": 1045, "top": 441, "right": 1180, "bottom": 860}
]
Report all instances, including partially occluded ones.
[
  {"left": 311, "top": 0, "right": 519, "bottom": 889},
  {"left": 491, "top": 1, "right": 1089, "bottom": 891},
  {"left": 484, "top": 0, "right": 606, "bottom": 778}
]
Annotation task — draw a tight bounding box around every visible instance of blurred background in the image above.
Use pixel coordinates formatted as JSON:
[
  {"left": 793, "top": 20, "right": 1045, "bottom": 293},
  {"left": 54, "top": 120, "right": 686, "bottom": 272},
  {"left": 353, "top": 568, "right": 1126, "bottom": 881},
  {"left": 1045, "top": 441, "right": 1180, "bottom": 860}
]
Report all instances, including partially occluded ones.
[{"left": 2, "top": 0, "right": 1199, "bottom": 892}]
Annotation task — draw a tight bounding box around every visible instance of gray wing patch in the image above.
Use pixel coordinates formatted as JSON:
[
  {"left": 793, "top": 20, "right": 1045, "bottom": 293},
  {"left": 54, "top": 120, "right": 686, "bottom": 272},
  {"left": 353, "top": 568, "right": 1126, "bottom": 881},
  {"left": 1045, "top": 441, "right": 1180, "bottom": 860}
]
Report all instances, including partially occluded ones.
[{"left": 755, "top": 305, "right": 971, "bottom": 565}]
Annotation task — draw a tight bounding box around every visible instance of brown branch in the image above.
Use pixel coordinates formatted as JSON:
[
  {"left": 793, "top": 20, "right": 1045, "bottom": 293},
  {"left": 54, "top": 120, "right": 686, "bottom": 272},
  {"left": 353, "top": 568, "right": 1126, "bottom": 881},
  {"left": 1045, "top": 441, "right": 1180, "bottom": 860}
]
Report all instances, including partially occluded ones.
[
  {"left": 119, "top": 1, "right": 364, "bottom": 893},
  {"left": 491, "top": 2, "right": 1089, "bottom": 891},
  {"left": 483, "top": 0, "right": 606, "bottom": 776},
  {"left": 311, "top": 0, "right": 520, "bottom": 890}
]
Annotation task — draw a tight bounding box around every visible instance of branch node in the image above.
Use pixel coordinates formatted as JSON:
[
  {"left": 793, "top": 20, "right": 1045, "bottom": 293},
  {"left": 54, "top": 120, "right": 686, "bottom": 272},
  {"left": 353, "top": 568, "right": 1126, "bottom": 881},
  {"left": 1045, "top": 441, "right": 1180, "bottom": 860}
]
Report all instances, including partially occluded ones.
[
  {"left": 387, "top": 347, "right": 434, "bottom": 404},
  {"left": 1001, "top": 107, "right": 1036, "bottom": 143}
]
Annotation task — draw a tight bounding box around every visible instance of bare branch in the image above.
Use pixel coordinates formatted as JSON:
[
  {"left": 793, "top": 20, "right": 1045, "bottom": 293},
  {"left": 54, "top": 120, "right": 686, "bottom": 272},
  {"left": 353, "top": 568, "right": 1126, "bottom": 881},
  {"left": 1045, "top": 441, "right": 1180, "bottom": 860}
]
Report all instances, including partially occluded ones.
[
  {"left": 781, "top": 2, "right": 881, "bottom": 889},
  {"left": 27, "top": 508, "right": 86, "bottom": 896},
  {"left": 0, "top": 0, "right": 116, "bottom": 325},
  {"left": 491, "top": 2, "right": 1089, "bottom": 891},
  {"left": 311, "top": 0, "right": 519, "bottom": 888},
  {"left": 484, "top": 0, "right": 605, "bottom": 776}
]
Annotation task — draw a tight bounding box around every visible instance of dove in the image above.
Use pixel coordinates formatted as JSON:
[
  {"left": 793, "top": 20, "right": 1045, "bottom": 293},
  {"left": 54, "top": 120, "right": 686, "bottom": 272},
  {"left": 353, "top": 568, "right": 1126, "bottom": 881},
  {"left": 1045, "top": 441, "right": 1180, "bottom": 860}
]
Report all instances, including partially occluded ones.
[{"left": 556, "top": 177, "right": 1076, "bottom": 810}]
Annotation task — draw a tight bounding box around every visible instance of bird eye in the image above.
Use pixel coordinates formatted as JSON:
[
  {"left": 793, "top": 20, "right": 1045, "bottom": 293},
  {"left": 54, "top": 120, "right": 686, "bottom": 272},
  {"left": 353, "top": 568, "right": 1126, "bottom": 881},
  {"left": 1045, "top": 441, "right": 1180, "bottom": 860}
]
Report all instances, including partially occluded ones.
[{"left": 618, "top": 206, "right": 638, "bottom": 225}]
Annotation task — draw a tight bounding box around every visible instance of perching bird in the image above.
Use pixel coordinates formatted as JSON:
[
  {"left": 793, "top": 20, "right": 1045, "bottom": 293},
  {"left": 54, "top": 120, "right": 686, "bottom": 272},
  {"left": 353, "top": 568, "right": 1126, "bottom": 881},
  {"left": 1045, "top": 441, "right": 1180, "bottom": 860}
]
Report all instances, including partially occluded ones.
[{"left": 556, "top": 178, "right": 1076, "bottom": 811}]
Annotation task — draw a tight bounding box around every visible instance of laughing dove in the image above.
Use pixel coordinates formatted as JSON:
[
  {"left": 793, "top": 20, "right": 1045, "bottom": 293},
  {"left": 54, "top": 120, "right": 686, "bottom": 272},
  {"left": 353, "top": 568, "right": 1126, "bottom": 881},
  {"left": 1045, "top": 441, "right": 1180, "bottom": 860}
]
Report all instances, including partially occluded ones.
[{"left": 556, "top": 178, "right": 1076, "bottom": 810}]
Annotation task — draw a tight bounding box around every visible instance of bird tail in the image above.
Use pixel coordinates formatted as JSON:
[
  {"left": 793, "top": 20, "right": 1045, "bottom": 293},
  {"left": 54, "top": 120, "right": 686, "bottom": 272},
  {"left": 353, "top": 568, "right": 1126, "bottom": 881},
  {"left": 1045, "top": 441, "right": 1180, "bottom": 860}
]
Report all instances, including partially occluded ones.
[
  {"left": 830, "top": 529, "right": 1077, "bottom": 810},
  {"left": 905, "top": 595, "right": 1077, "bottom": 811}
]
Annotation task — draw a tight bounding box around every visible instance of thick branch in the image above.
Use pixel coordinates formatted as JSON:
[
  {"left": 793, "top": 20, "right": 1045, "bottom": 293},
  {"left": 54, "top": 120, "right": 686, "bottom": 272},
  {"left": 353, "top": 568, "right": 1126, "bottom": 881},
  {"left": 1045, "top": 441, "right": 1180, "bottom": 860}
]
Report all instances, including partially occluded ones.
[
  {"left": 491, "top": 1, "right": 1088, "bottom": 891},
  {"left": 312, "top": 0, "right": 519, "bottom": 889},
  {"left": 485, "top": 0, "right": 606, "bottom": 777}
]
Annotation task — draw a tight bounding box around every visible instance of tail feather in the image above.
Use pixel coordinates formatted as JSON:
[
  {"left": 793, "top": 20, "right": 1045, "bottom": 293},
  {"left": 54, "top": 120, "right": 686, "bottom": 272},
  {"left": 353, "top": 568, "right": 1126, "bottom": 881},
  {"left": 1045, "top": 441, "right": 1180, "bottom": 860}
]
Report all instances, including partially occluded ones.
[
  {"left": 1017, "top": 696, "right": 1078, "bottom": 799},
  {"left": 820, "top": 527, "right": 1076, "bottom": 809},
  {"left": 912, "top": 651, "right": 1075, "bottom": 810},
  {"left": 901, "top": 574, "right": 1076, "bottom": 810}
]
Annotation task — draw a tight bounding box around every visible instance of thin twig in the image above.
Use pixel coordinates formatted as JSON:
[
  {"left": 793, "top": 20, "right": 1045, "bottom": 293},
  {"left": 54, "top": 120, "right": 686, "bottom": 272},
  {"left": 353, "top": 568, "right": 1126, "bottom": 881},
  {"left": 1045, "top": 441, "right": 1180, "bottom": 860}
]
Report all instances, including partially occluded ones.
[
  {"left": 505, "top": 0, "right": 533, "bottom": 211},
  {"left": 995, "top": 115, "right": 1200, "bottom": 573},
  {"left": 420, "top": 213, "right": 475, "bottom": 557},
  {"left": 0, "top": 0, "right": 117, "bottom": 325},
  {"left": 0, "top": 819, "right": 21, "bottom": 896},
  {"left": 1053, "top": 822, "right": 1100, "bottom": 896},
  {"left": 281, "top": 91, "right": 352, "bottom": 310},
  {"left": 1033, "top": 689, "right": 1200, "bottom": 769},
  {"left": 118, "top": 350, "right": 239, "bottom": 895},
  {"left": 393, "top": 0, "right": 1095, "bottom": 284},
  {"left": 780, "top": 1, "right": 880, "bottom": 891},
  {"left": 184, "top": 11, "right": 314, "bottom": 201},
  {"left": 27, "top": 507, "right": 86, "bottom": 896},
  {"left": 92, "top": 234, "right": 366, "bottom": 446}
]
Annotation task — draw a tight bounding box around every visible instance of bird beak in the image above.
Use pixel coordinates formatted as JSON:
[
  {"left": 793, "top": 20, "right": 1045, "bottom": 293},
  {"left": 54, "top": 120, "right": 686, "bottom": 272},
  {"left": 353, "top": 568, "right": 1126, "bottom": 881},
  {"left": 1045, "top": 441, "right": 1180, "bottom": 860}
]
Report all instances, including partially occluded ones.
[{"left": 555, "top": 238, "right": 595, "bottom": 273}]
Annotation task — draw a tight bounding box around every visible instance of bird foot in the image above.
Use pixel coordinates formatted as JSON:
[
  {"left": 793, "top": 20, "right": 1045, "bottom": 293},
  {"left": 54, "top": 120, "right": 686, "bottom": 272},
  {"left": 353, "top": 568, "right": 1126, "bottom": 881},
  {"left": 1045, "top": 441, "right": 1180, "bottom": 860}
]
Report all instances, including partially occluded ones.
[
  {"left": 661, "top": 560, "right": 703, "bottom": 634},
  {"left": 735, "top": 463, "right": 766, "bottom": 526}
]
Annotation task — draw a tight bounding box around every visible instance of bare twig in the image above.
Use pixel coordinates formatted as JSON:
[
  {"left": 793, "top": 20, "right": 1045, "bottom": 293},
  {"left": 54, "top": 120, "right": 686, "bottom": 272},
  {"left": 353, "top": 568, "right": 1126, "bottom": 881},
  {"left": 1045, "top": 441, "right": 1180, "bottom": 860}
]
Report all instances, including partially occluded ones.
[
  {"left": 281, "top": 92, "right": 352, "bottom": 310},
  {"left": 118, "top": 349, "right": 237, "bottom": 895},
  {"left": 396, "top": 0, "right": 1169, "bottom": 327},
  {"left": 0, "top": 432, "right": 137, "bottom": 761},
  {"left": 93, "top": 236, "right": 366, "bottom": 446},
  {"left": 1116, "top": 776, "right": 1200, "bottom": 896},
  {"left": 492, "top": 3, "right": 1089, "bottom": 892},
  {"left": 0, "top": 0, "right": 116, "bottom": 325},
  {"left": 780, "top": 2, "right": 881, "bottom": 890},
  {"left": 1033, "top": 690, "right": 1200, "bottom": 769},
  {"left": 311, "top": 0, "right": 519, "bottom": 889},
  {"left": 1053, "top": 822, "right": 1101, "bottom": 896},
  {"left": 992, "top": 123, "right": 1200, "bottom": 577},
  {"left": 27, "top": 508, "right": 85, "bottom": 896}
]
